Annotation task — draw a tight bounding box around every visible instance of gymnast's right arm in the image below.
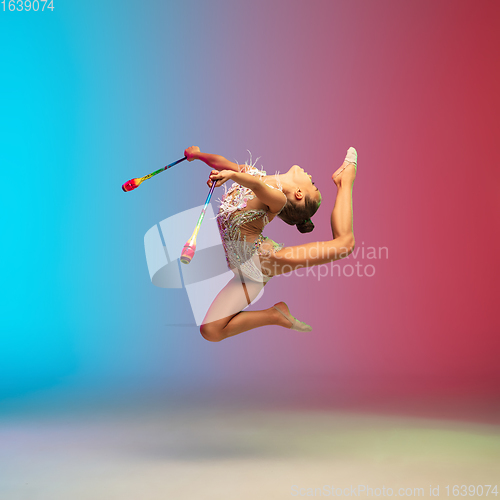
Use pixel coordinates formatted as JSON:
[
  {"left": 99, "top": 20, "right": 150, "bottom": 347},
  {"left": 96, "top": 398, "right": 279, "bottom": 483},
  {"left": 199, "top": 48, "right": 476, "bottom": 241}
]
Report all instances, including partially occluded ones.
[{"left": 184, "top": 146, "right": 241, "bottom": 172}]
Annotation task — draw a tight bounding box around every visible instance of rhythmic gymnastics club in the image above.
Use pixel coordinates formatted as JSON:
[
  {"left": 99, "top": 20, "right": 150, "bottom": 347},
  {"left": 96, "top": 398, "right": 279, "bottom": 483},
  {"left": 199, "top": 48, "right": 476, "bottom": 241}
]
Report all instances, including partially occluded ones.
[
  {"left": 180, "top": 181, "right": 217, "bottom": 264},
  {"left": 122, "top": 157, "right": 188, "bottom": 192}
]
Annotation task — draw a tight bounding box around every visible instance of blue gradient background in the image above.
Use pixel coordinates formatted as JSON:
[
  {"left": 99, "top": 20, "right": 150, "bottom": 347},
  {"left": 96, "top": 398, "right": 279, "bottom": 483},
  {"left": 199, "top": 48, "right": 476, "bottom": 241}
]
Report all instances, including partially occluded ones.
[{"left": 1, "top": 0, "right": 499, "bottom": 409}]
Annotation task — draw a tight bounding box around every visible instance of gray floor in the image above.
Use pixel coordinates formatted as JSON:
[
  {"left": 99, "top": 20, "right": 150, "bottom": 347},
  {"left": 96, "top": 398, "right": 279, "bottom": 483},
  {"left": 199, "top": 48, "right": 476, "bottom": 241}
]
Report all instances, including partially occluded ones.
[{"left": 1, "top": 400, "right": 499, "bottom": 500}]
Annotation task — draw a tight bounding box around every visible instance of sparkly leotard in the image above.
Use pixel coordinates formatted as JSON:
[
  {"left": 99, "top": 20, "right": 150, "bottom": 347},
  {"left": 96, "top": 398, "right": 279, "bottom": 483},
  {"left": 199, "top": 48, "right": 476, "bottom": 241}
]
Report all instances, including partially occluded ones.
[{"left": 215, "top": 157, "right": 287, "bottom": 283}]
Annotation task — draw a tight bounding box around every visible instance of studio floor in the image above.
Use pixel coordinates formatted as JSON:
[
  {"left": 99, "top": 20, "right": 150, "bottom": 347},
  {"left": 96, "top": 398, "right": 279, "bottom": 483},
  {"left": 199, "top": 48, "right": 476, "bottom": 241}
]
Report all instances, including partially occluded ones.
[{"left": 1, "top": 392, "right": 499, "bottom": 500}]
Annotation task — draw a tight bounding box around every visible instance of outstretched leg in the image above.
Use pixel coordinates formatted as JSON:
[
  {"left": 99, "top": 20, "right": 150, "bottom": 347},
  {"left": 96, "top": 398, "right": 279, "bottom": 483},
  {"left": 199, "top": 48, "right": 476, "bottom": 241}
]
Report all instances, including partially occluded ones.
[{"left": 261, "top": 156, "right": 356, "bottom": 276}]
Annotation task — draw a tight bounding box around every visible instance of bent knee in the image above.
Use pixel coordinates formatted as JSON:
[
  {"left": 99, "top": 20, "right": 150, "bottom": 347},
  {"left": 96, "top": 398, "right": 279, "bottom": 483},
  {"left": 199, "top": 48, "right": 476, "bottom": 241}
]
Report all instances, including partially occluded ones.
[{"left": 200, "top": 324, "right": 225, "bottom": 342}]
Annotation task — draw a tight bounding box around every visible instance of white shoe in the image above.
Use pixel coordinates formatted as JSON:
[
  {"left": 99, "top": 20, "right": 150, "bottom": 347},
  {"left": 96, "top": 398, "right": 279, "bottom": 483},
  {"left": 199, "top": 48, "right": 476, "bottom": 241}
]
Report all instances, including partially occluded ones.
[
  {"left": 333, "top": 147, "right": 358, "bottom": 180},
  {"left": 345, "top": 147, "right": 357, "bottom": 166},
  {"left": 273, "top": 305, "right": 312, "bottom": 332}
]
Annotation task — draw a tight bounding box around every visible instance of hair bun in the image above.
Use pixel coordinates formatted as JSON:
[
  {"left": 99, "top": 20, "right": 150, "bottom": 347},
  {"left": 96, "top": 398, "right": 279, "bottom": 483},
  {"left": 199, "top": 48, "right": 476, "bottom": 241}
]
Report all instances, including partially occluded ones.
[{"left": 296, "top": 218, "right": 314, "bottom": 233}]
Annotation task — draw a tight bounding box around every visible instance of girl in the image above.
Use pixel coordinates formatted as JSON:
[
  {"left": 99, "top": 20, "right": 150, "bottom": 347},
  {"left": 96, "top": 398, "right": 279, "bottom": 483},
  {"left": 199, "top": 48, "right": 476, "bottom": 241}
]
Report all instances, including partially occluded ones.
[{"left": 183, "top": 146, "right": 357, "bottom": 342}]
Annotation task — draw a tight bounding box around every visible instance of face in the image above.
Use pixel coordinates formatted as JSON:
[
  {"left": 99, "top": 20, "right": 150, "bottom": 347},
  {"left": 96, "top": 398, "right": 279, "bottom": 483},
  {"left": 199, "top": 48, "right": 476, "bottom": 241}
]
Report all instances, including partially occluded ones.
[{"left": 290, "top": 165, "right": 322, "bottom": 205}]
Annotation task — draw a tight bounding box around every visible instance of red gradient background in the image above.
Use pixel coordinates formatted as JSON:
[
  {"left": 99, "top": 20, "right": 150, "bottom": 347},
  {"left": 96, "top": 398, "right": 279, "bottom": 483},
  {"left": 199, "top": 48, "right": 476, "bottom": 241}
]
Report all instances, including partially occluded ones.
[{"left": 186, "top": 0, "right": 500, "bottom": 401}]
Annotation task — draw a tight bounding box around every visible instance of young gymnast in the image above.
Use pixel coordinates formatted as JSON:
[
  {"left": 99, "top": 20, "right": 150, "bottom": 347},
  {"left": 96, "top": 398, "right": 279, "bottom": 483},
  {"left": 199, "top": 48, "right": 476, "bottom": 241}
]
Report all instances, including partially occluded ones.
[{"left": 183, "top": 146, "right": 357, "bottom": 342}]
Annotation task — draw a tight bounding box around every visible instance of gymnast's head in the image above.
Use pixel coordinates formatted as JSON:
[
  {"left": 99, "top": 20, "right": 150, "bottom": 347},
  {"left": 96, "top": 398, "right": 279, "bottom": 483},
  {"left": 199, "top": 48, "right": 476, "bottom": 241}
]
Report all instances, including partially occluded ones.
[{"left": 278, "top": 165, "right": 322, "bottom": 233}]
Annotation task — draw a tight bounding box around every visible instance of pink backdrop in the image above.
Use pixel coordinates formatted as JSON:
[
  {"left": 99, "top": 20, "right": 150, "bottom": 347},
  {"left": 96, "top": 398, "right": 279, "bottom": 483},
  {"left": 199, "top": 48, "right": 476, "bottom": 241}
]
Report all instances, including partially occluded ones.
[{"left": 189, "top": 0, "right": 500, "bottom": 398}]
